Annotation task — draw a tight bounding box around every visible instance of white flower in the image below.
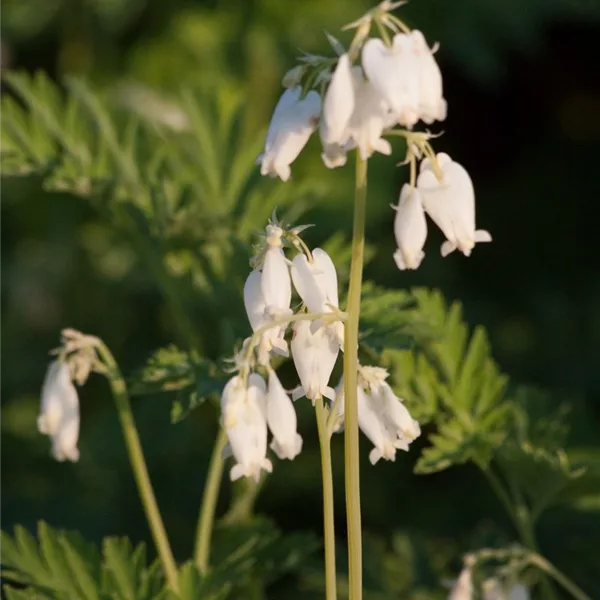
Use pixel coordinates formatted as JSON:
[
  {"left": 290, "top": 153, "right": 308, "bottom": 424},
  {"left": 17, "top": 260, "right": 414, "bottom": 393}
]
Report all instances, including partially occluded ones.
[
  {"left": 291, "top": 320, "right": 338, "bottom": 404},
  {"left": 320, "top": 54, "right": 355, "bottom": 168},
  {"left": 411, "top": 30, "right": 447, "bottom": 124},
  {"left": 362, "top": 34, "right": 420, "bottom": 128},
  {"left": 291, "top": 248, "right": 344, "bottom": 345},
  {"left": 243, "top": 263, "right": 290, "bottom": 364},
  {"left": 38, "top": 360, "right": 80, "bottom": 462},
  {"left": 393, "top": 184, "right": 427, "bottom": 270},
  {"left": 360, "top": 366, "right": 421, "bottom": 444},
  {"left": 221, "top": 374, "right": 273, "bottom": 482},
  {"left": 258, "top": 86, "right": 321, "bottom": 182},
  {"left": 266, "top": 369, "right": 303, "bottom": 460},
  {"left": 344, "top": 68, "right": 392, "bottom": 161},
  {"left": 447, "top": 567, "right": 474, "bottom": 600},
  {"left": 334, "top": 369, "right": 419, "bottom": 465},
  {"left": 262, "top": 225, "right": 293, "bottom": 319},
  {"left": 417, "top": 153, "right": 492, "bottom": 257},
  {"left": 291, "top": 248, "right": 339, "bottom": 314},
  {"left": 482, "top": 579, "right": 529, "bottom": 600}
]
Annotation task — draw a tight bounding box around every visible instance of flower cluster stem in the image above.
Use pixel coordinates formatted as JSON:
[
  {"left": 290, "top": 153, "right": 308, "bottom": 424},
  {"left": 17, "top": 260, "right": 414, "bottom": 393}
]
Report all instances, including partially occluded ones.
[
  {"left": 315, "top": 399, "right": 337, "bottom": 600},
  {"left": 194, "top": 427, "right": 227, "bottom": 574},
  {"left": 343, "top": 152, "right": 368, "bottom": 600},
  {"left": 96, "top": 342, "right": 179, "bottom": 592},
  {"left": 530, "top": 554, "right": 592, "bottom": 600}
]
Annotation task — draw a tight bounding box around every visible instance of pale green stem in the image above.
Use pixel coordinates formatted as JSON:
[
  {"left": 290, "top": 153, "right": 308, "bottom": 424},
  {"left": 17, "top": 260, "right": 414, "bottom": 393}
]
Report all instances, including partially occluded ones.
[
  {"left": 95, "top": 342, "right": 179, "bottom": 591},
  {"left": 343, "top": 152, "right": 368, "bottom": 600},
  {"left": 315, "top": 399, "right": 337, "bottom": 600},
  {"left": 194, "top": 427, "right": 227, "bottom": 574},
  {"left": 529, "top": 554, "right": 592, "bottom": 600},
  {"left": 481, "top": 466, "right": 556, "bottom": 600}
]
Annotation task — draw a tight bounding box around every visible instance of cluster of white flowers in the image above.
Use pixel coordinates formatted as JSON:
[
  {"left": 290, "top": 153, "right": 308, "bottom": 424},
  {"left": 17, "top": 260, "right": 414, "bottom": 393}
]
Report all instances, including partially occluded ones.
[
  {"left": 37, "top": 329, "right": 99, "bottom": 462},
  {"left": 331, "top": 365, "right": 421, "bottom": 464},
  {"left": 220, "top": 217, "right": 420, "bottom": 481},
  {"left": 447, "top": 564, "right": 530, "bottom": 600},
  {"left": 258, "top": 1, "right": 491, "bottom": 269}
]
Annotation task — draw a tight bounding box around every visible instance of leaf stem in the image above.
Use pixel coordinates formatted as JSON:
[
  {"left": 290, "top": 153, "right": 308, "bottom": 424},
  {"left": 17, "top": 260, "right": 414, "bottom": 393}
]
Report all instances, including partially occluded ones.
[
  {"left": 529, "top": 554, "right": 592, "bottom": 600},
  {"left": 343, "top": 152, "right": 368, "bottom": 600},
  {"left": 315, "top": 398, "right": 337, "bottom": 600},
  {"left": 194, "top": 427, "right": 227, "bottom": 574},
  {"left": 95, "top": 341, "right": 179, "bottom": 591}
]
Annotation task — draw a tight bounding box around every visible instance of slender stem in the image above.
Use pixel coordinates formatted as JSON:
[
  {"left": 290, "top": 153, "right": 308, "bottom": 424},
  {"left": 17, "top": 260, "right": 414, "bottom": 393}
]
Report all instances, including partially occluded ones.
[
  {"left": 481, "top": 466, "right": 556, "bottom": 600},
  {"left": 343, "top": 152, "right": 368, "bottom": 600},
  {"left": 480, "top": 467, "right": 521, "bottom": 530},
  {"left": 315, "top": 399, "right": 337, "bottom": 600},
  {"left": 95, "top": 342, "right": 179, "bottom": 591},
  {"left": 529, "top": 554, "right": 592, "bottom": 600},
  {"left": 194, "top": 427, "right": 227, "bottom": 574}
]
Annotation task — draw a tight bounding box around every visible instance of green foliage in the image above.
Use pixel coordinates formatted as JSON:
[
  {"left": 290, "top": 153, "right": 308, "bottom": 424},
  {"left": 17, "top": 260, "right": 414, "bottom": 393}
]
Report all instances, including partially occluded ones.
[
  {"left": 1, "top": 522, "right": 164, "bottom": 599},
  {"left": 496, "top": 390, "right": 590, "bottom": 521},
  {"left": 1, "top": 521, "right": 317, "bottom": 600},
  {"left": 129, "top": 345, "right": 225, "bottom": 423},
  {"left": 378, "top": 289, "right": 511, "bottom": 474},
  {"left": 1, "top": 71, "right": 331, "bottom": 356}
]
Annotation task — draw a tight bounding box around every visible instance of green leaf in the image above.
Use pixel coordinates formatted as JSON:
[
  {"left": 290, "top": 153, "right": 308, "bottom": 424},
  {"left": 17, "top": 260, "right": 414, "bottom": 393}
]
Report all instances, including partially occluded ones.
[
  {"left": 379, "top": 289, "right": 512, "bottom": 474},
  {"left": 101, "top": 537, "right": 165, "bottom": 600},
  {"left": 1, "top": 522, "right": 102, "bottom": 599},
  {"left": 128, "top": 345, "right": 225, "bottom": 423}
]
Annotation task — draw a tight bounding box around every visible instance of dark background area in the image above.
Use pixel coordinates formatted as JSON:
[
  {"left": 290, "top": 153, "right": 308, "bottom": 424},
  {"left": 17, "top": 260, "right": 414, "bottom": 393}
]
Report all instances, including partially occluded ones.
[{"left": 2, "top": 0, "right": 600, "bottom": 595}]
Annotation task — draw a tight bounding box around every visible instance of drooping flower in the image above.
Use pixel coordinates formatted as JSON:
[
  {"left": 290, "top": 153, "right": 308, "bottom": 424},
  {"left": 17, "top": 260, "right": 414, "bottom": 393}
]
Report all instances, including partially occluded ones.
[
  {"left": 266, "top": 369, "right": 303, "bottom": 460},
  {"left": 334, "top": 367, "right": 420, "bottom": 464},
  {"left": 410, "top": 30, "right": 447, "bottom": 124},
  {"left": 482, "top": 579, "right": 529, "bottom": 600},
  {"left": 258, "top": 86, "right": 321, "bottom": 182},
  {"left": 393, "top": 183, "right": 428, "bottom": 270},
  {"left": 333, "top": 376, "right": 401, "bottom": 464},
  {"left": 344, "top": 68, "right": 392, "bottom": 161},
  {"left": 417, "top": 153, "right": 492, "bottom": 257},
  {"left": 261, "top": 224, "right": 293, "bottom": 320},
  {"left": 38, "top": 360, "right": 80, "bottom": 462},
  {"left": 291, "top": 248, "right": 339, "bottom": 314},
  {"left": 320, "top": 54, "right": 355, "bottom": 168},
  {"left": 291, "top": 320, "right": 338, "bottom": 403},
  {"left": 447, "top": 567, "right": 474, "bottom": 600},
  {"left": 361, "top": 34, "right": 420, "bottom": 128},
  {"left": 221, "top": 374, "right": 273, "bottom": 482},
  {"left": 360, "top": 366, "right": 421, "bottom": 444}
]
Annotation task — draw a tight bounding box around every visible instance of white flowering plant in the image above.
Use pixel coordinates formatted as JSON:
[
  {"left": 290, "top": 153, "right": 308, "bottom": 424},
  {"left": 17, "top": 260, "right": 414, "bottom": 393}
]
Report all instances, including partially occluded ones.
[{"left": 1, "top": 2, "right": 597, "bottom": 600}]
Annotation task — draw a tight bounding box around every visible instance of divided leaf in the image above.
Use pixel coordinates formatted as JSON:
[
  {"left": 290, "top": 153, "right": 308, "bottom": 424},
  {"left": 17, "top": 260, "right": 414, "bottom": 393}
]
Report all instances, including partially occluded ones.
[
  {"left": 128, "top": 345, "right": 225, "bottom": 423},
  {"left": 1, "top": 523, "right": 165, "bottom": 600}
]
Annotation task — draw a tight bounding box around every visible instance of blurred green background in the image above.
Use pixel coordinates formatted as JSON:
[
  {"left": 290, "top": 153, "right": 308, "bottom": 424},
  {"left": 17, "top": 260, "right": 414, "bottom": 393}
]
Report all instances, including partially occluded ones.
[{"left": 2, "top": 0, "right": 600, "bottom": 596}]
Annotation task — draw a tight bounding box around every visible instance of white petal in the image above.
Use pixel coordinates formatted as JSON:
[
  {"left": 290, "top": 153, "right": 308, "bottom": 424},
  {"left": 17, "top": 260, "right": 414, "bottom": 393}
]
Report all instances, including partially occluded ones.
[
  {"left": 267, "top": 370, "right": 303, "bottom": 460},
  {"left": 418, "top": 154, "right": 490, "bottom": 257},
  {"left": 291, "top": 321, "right": 339, "bottom": 403},
  {"left": 243, "top": 271, "right": 267, "bottom": 331},
  {"left": 260, "top": 87, "right": 321, "bottom": 181},
  {"left": 447, "top": 568, "right": 474, "bottom": 600},
  {"left": 38, "top": 360, "right": 80, "bottom": 462},
  {"left": 362, "top": 35, "right": 420, "bottom": 128},
  {"left": 291, "top": 254, "right": 328, "bottom": 313},
  {"left": 379, "top": 383, "right": 421, "bottom": 442},
  {"left": 311, "top": 248, "right": 340, "bottom": 308},
  {"left": 321, "top": 54, "right": 355, "bottom": 146},
  {"left": 393, "top": 184, "right": 427, "bottom": 270},
  {"left": 225, "top": 374, "right": 271, "bottom": 483},
  {"left": 345, "top": 68, "right": 391, "bottom": 160},
  {"left": 261, "top": 247, "right": 292, "bottom": 315},
  {"left": 411, "top": 30, "right": 446, "bottom": 124}
]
